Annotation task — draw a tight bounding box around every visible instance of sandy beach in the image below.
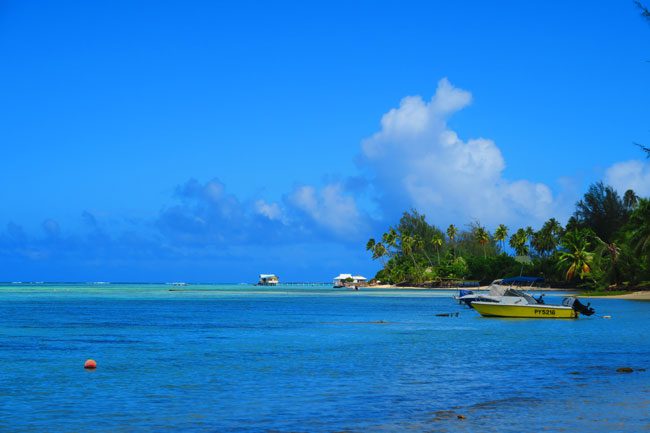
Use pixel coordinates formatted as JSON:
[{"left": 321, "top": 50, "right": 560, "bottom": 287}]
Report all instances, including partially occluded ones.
[{"left": 581, "top": 291, "right": 650, "bottom": 300}]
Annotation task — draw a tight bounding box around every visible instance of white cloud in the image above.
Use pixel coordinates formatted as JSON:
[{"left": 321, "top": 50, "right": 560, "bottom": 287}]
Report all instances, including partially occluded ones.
[
  {"left": 254, "top": 200, "right": 285, "bottom": 222},
  {"left": 605, "top": 160, "right": 650, "bottom": 197},
  {"left": 360, "top": 78, "right": 559, "bottom": 228},
  {"left": 288, "top": 184, "right": 363, "bottom": 237}
]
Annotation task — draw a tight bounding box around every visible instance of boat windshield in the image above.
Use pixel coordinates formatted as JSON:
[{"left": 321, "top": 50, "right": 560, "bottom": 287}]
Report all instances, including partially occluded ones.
[
  {"left": 504, "top": 288, "right": 538, "bottom": 304},
  {"left": 487, "top": 284, "right": 508, "bottom": 296}
]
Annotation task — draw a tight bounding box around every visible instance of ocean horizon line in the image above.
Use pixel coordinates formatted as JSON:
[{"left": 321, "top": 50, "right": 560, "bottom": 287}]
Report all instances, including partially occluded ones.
[{"left": 0, "top": 281, "right": 334, "bottom": 285}]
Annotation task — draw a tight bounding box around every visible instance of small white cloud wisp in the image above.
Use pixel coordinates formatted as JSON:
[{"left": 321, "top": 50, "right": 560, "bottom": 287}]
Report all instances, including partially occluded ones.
[
  {"left": 287, "top": 184, "right": 364, "bottom": 237},
  {"left": 605, "top": 160, "right": 650, "bottom": 197}
]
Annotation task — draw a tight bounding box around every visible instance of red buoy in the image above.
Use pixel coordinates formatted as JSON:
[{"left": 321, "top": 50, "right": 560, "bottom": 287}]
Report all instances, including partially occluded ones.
[{"left": 84, "top": 359, "right": 97, "bottom": 369}]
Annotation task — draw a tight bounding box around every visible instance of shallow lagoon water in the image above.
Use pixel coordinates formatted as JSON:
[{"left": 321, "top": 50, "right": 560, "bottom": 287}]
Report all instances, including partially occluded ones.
[{"left": 1, "top": 283, "right": 649, "bottom": 432}]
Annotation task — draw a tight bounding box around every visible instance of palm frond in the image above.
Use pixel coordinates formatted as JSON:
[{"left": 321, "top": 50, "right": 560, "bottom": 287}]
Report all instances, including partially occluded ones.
[
  {"left": 635, "top": 142, "right": 650, "bottom": 157},
  {"left": 635, "top": 0, "right": 650, "bottom": 20}
]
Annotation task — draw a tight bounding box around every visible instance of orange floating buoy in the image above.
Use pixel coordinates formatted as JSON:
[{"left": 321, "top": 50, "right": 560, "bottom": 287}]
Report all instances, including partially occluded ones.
[{"left": 84, "top": 359, "right": 97, "bottom": 369}]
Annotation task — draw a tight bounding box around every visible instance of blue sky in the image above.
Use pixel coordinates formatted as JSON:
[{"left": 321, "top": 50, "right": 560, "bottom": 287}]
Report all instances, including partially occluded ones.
[{"left": 1, "top": 0, "right": 649, "bottom": 282}]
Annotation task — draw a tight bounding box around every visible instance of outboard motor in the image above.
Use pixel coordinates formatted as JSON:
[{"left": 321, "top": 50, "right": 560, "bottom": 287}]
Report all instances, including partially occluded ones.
[{"left": 562, "top": 297, "right": 596, "bottom": 316}]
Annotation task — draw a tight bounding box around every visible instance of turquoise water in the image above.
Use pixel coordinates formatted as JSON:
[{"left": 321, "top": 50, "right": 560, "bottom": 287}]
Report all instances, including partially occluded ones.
[{"left": 1, "top": 283, "right": 649, "bottom": 432}]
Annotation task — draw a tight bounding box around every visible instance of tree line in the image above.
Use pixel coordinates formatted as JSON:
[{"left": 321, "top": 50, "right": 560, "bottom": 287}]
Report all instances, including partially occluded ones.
[{"left": 365, "top": 182, "right": 650, "bottom": 290}]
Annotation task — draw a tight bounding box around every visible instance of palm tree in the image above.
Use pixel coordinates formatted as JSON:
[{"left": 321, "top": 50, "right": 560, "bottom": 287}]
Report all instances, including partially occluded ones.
[
  {"left": 381, "top": 228, "right": 398, "bottom": 261},
  {"left": 558, "top": 229, "right": 594, "bottom": 281},
  {"left": 509, "top": 228, "right": 529, "bottom": 257},
  {"left": 372, "top": 242, "right": 388, "bottom": 267},
  {"left": 366, "top": 238, "right": 376, "bottom": 253},
  {"left": 382, "top": 228, "right": 397, "bottom": 251},
  {"left": 531, "top": 229, "right": 550, "bottom": 257},
  {"left": 447, "top": 224, "right": 458, "bottom": 256},
  {"left": 628, "top": 198, "right": 650, "bottom": 255},
  {"left": 431, "top": 235, "right": 443, "bottom": 264},
  {"left": 531, "top": 219, "right": 562, "bottom": 257},
  {"left": 624, "top": 189, "right": 639, "bottom": 211},
  {"left": 474, "top": 226, "right": 490, "bottom": 258},
  {"left": 593, "top": 236, "right": 621, "bottom": 286},
  {"left": 546, "top": 218, "right": 563, "bottom": 237},
  {"left": 494, "top": 224, "right": 508, "bottom": 253},
  {"left": 401, "top": 234, "right": 418, "bottom": 269},
  {"left": 413, "top": 235, "right": 432, "bottom": 267}
]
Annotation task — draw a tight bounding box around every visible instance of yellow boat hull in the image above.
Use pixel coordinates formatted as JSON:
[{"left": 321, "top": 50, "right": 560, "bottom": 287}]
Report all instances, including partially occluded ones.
[{"left": 472, "top": 302, "right": 578, "bottom": 319}]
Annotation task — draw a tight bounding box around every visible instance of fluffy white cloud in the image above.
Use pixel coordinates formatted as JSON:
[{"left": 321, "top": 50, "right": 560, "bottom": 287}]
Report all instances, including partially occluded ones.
[
  {"left": 360, "top": 78, "right": 558, "bottom": 228},
  {"left": 605, "top": 160, "right": 650, "bottom": 197}
]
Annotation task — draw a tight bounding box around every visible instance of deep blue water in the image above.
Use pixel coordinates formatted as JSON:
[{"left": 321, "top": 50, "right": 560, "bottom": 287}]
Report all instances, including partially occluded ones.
[{"left": 1, "top": 284, "right": 649, "bottom": 432}]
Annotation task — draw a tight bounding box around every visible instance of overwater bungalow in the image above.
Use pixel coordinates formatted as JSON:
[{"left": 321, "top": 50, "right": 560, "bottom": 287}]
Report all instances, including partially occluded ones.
[
  {"left": 333, "top": 273, "right": 368, "bottom": 288},
  {"left": 258, "top": 274, "right": 279, "bottom": 286}
]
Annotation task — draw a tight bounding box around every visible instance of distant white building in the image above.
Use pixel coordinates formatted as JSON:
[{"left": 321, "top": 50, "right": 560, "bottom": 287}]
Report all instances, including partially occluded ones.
[
  {"left": 333, "top": 273, "right": 367, "bottom": 287},
  {"left": 258, "top": 274, "right": 279, "bottom": 286}
]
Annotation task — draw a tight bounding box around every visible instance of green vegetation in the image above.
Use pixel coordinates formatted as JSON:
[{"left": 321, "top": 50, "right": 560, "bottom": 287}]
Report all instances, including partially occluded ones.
[{"left": 366, "top": 182, "right": 650, "bottom": 290}]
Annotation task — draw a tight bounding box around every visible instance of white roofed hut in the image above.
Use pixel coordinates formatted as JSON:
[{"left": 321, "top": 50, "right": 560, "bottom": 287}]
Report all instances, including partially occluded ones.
[
  {"left": 258, "top": 274, "right": 279, "bottom": 286},
  {"left": 333, "top": 274, "right": 368, "bottom": 288}
]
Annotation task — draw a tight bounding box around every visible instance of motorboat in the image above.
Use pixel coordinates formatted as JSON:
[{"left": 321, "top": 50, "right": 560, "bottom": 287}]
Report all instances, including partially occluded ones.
[
  {"left": 456, "top": 277, "right": 545, "bottom": 308},
  {"left": 471, "top": 295, "right": 595, "bottom": 319}
]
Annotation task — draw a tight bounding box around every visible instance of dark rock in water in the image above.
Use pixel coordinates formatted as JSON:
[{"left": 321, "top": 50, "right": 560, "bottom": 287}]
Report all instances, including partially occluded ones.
[
  {"left": 435, "top": 312, "right": 460, "bottom": 317},
  {"left": 637, "top": 368, "right": 646, "bottom": 372},
  {"left": 457, "top": 414, "right": 466, "bottom": 420},
  {"left": 430, "top": 410, "right": 456, "bottom": 421},
  {"left": 569, "top": 371, "right": 581, "bottom": 375},
  {"left": 616, "top": 367, "right": 634, "bottom": 373}
]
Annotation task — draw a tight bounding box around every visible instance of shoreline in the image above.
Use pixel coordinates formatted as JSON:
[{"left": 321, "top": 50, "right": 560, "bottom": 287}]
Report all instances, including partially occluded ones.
[
  {"left": 367, "top": 285, "right": 650, "bottom": 300},
  {"left": 367, "top": 284, "right": 576, "bottom": 292}
]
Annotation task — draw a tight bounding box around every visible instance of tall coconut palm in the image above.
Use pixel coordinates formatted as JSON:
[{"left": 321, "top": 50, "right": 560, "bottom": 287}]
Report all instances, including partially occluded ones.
[
  {"left": 381, "top": 228, "right": 398, "bottom": 261},
  {"left": 546, "top": 218, "right": 563, "bottom": 237},
  {"left": 593, "top": 236, "right": 621, "bottom": 286},
  {"left": 537, "top": 218, "right": 563, "bottom": 256},
  {"left": 372, "top": 242, "right": 388, "bottom": 267},
  {"left": 447, "top": 224, "right": 458, "bottom": 256},
  {"left": 509, "top": 228, "right": 529, "bottom": 257},
  {"left": 401, "top": 234, "right": 418, "bottom": 269},
  {"left": 628, "top": 198, "right": 650, "bottom": 255},
  {"left": 431, "top": 234, "right": 443, "bottom": 264},
  {"left": 558, "top": 229, "right": 594, "bottom": 281},
  {"left": 382, "top": 228, "right": 397, "bottom": 250},
  {"left": 531, "top": 229, "right": 553, "bottom": 257},
  {"left": 366, "top": 238, "right": 376, "bottom": 253},
  {"left": 413, "top": 235, "right": 432, "bottom": 267},
  {"left": 494, "top": 224, "right": 508, "bottom": 253},
  {"left": 474, "top": 226, "right": 490, "bottom": 258},
  {"left": 624, "top": 189, "right": 639, "bottom": 211}
]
